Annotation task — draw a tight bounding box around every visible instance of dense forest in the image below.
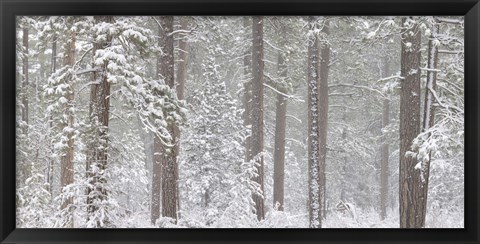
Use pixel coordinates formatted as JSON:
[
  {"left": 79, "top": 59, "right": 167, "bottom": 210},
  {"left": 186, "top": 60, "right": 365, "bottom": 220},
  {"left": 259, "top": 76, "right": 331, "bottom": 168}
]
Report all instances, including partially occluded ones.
[{"left": 15, "top": 16, "right": 464, "bottom": 228}]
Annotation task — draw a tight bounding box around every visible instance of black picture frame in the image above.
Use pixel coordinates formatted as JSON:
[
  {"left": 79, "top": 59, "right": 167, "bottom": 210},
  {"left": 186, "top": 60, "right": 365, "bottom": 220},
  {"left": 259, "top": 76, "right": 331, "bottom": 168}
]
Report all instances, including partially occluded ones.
[{"left": 1, "top": 0, "right": 478, "bottom": 243}]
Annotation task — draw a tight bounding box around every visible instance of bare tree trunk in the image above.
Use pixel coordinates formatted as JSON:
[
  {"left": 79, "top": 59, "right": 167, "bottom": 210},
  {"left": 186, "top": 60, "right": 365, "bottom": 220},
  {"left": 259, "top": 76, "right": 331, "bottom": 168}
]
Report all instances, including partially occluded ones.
[
  {"left": 251, "top": 16, "right": 265, "bottom": 221},
  {"left": 22, "top": 28, "right": 29, "bottom": 136},
  {"left": 307, "top": 16, "right": 322, "bottom": 228},
  {"left": 86, "top": 16, "right": 114, "bottom": 228},
  {"left": 60, "top": 25, "right": 76, "bottom": 227},
  {"left": 380, "top": 57, "right": 390, "bottom": 221},
  {"left": 273, "top": 21, "right": 288, "bottom": 211},
  {"left": 158, "top": 16, "right": 178, "bottom": 222},
  {"left": 399, "top": 17, "right": 423, "bottom": 228},
  {"left": 418, "top": 20, "right": 439, "bottom": 227},
  {"left": 318, "top": 19, "right": 330, "bottom": 220},
  {"left": 243, "top": 17, "right": 253, "bottom": 166}
]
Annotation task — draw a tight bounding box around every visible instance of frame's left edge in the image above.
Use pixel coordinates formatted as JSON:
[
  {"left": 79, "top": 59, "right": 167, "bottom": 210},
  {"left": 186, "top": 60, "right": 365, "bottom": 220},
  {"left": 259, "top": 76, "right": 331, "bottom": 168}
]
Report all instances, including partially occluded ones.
[{"left": 0, "top": 1, "right": 17, "bottom": 244}]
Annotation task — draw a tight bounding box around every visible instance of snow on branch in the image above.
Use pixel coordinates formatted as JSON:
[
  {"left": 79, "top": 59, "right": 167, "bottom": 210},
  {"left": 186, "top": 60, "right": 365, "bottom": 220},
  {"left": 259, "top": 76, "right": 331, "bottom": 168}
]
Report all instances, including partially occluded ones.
[{"left": 436, "top": 18, "right": 463, "bottom": 25}]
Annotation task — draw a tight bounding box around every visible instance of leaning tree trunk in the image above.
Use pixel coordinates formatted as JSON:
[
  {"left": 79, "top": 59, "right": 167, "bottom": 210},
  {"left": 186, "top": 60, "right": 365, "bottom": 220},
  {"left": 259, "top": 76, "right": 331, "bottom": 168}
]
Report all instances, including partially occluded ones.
[
  {"left": 251, "top": 16, "right": 265, "bottom": 221},
  {"left": 318, "top": 19, "right": 330, "bottom": 220},
  {"left": 399, "top": 17, "right": 423, "bottom": 228},
  {"left": 307, "top": 16, "right": 322, "bottom": 228},
  {"left": 60, "top": 23, "right": 76, "bottom": 227},
  {"left": 380, "top": 57, "right": 390, "bottom": 221},
  {"left": 418, "top": 19, "right": 440, "bottom": 227}
]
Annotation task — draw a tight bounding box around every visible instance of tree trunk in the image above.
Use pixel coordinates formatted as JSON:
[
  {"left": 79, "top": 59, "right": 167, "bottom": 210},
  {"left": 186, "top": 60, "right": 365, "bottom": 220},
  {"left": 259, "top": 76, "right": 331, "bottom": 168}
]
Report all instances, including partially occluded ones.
[
  {"left": 151, "top": 137, "right": 162, "bottom": 224},
  {"left": 273, "top": 21, "right": 288, "bottom": 212},
  {"left": 60, "top": 25, "right": 76, "bottom": 227},
  {"left": 46, "top": 34, "right": 57, "bottom": 195},
  {"left": 158, "top": 16, "right": 178, "bottom": 222},
  {"left": 86, "top": 16, "right": 114, "bottom": 228},
  {"left": 318, "top": 19, "right": 330, "bottom": 220},
  {"left": 418, "top": 20, "right": 439, "bottom": 227},
  {"left": 175, "top": 16, "right": 189, "bottom": 219},
  {"left": 21, "top": 28, "right": 29, "bottom": 135},
  {"left": 380, "top": 57, "right": 390, "bottom": 221},
  {"left": 399, "top": 17, "right": 423, "bottom": 228},
  {"left": 340, "top": 108, "right": 347, "bottom": 202},
  {"left": 251, "top": 16, "right": 265, "bottom": 221},
  {"left": 307, "top": 16, "right": 322, "bottom": 228},
  {"left": 243, "top": 17, "right": 253, "bottom": 166}
]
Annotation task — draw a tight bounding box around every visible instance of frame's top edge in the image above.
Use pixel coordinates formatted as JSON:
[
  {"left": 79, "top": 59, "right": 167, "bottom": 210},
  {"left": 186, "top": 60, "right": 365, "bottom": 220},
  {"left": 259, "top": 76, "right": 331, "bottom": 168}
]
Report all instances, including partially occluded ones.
[{"left": 1, "top": 0, "right": 477, "bottom": 16}]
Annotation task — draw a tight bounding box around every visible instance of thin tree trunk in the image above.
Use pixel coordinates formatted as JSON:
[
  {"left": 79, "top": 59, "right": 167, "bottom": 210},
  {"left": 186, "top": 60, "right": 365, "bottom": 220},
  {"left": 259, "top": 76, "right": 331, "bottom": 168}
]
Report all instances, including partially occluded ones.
[
  {"left": 251, "top": 16, "right": 265, "bottom": 221},
  {"left": 380, "top": 57, "right": 390, "bottom": 221},
  {"left": 22, "top": 28, "right": 29, "bottom": 136},
  {"left": 418, "top": 20, "right": 439, "bottom": 227},
  {"left": 46, "top": 34, "right": 57, "bottom": 195},
  {"left": 307, "top": 16, "right": 322, "bottom": 228},
  {"left": 340, "top": 108, "right": 347, "bottom": 202},
  {"left": 243, "top": 17, "right": 253, "bottom": 165},
  {"left": 158, "top": 16, "right": 178, "bottom": 222},
  {"left": 399, "top": 17, "right": 422, "bottom": 228},
  {"left": 60, "top": 25, "right": 76, "bottom": 227},
  {"left": 273, "top": 21, "right": 288, "bottom": 211},
  {"left": 86, "top": 16, "right": 114, "bottom": 228},
  {"left": 318, "top": 19, "right": 330, "bottom": 220}
]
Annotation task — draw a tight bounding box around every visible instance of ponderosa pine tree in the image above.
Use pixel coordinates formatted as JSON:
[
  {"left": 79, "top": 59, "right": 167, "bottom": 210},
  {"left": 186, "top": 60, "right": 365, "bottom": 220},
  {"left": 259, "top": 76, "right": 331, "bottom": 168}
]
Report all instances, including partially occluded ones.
[
  {"left": 399, "top": 17, "right": 423, "bottom": 228},
  {"left": 85, "top": 15, "right": 114, "bottom": 228},
  {"left": 307, "top": 16, "right": 322, "bottom": 228},
  {"left": 251, "top": 16, "right": 265, "bottom": 221},
  {"left": 318, "top": 18, "right": 330, "bottom": 219},
  {"left": 380, "top": 56, "right": 390, "bottom": 221},
  {"left": 158, "top": 16, "right": 179, "bottom": 222},
  {"left": 272, "top": 19, "right": 289, "bottom": 212},
  {"left": 181, "top": 49, "right": 251, "bottom": 226},
  {"left": 59, "top": 18, "right": 76, "bottom": 227}
]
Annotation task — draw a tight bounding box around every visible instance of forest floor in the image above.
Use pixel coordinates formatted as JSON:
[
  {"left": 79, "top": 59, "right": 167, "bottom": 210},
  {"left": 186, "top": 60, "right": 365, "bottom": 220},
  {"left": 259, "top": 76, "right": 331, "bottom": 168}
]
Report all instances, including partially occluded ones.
[{"left": 116, "top": 207, "right": 463, "bottom": 228}]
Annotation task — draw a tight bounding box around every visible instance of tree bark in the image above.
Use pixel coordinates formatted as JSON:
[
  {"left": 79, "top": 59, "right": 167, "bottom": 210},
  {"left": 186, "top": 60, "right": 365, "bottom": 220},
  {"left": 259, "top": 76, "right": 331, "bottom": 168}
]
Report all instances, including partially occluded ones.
[
  {"left": 251, "top": 16, "right": 265, "bottom": 221},
  {"left": 340, "top": 108, "right": 347, "bottom": 202},
  {"left": 273, "top": 47, "right": 287, "bottom": 211},
  {"left": 60, "top": 24, "right": 76, "bottom": 227},
  {"left": 158, "top": 16, "right": 178, "bottom": 222},
  {"left": 86, "top": 16, "right": 114, "bottom": 228},
  {"left": 46, "top": 34, "right": 57, "bottom": 195},
  {"left": 380, "top": 57, "right": 390, "bottom": 221},
  {"left": 399, "top": 17, "right": 423, "bottom": 228},
  {"left": 307, "top": 16, "right": 322, "bottom": 228},
  {"left": 174, "top": 15, "right": 189, "bottom": 221},
  {"left": 318, "top": 19, "right": 330, "bottom": 220},
  {"left": 243, "top": 17, "right": 253, "bottom": 166},
  {"left": 21, "top": 28, "right": 29, "bottom": 135},
  {"left": 417, "top": 20, "right": 439, "bottom": 227}
]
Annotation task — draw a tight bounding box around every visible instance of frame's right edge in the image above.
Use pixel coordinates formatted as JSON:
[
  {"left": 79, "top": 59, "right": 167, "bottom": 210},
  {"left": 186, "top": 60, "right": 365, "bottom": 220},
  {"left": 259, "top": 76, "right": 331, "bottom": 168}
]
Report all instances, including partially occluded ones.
[{"left": 464, "top": 2, "right": 479, "bottom": 243}]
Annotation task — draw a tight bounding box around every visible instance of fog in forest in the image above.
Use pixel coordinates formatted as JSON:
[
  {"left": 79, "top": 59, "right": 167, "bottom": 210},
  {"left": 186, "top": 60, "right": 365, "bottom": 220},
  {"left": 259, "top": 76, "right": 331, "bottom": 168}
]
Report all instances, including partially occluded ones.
[{"left": 16, "top": 16, "right": 464, "bottom": 228}]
